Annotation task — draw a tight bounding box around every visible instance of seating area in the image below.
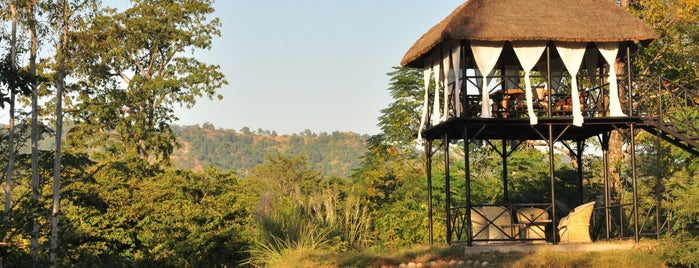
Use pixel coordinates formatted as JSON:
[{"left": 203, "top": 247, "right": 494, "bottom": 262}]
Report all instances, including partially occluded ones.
[
  {"left": 489, "top": 87, "right": 589, "bottom": 118},
  {"left": 468, "top": 202, "right": 596, "bottom": 244}
]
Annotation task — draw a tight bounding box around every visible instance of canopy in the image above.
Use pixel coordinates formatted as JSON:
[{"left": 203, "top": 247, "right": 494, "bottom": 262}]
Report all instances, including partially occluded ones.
[{"left": 401, "top": 0, "right": 657, "bottom": 68}]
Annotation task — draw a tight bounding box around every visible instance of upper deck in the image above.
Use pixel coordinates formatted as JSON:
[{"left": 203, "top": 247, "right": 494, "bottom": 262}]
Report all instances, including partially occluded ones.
[{"left": 421, "top": 71, "right": 699, "bottom": 155}]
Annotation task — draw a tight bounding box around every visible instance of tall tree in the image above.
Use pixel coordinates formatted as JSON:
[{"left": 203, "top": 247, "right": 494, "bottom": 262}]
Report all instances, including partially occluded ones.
[
  {"left": 3, "top": 0, "right": 19, "bottom": 224},
  {"left": 351, "top": 67, "right": 437, "bottom": 246},
  {"left": 51, "top": 7, "right": 65, "bottom": 266},
  {"left": 24, "top": 0, "right": 41, "bottom": 263},
  {"left": 354, "top": 67, "right": 424, "bottom": 208},
  {"left": 68, "top": 0, "right": 227, "bottom": 164},
  {"left": 43, "top": 0, "right": 98, "bottom": 264}
]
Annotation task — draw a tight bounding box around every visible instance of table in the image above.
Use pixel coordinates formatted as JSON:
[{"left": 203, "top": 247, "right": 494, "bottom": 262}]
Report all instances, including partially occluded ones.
[{"left": 490, "top": 88, "right": 526, "bottom": 118}]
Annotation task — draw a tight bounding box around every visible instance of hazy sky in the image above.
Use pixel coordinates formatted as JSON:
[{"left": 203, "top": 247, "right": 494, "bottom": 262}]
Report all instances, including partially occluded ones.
[{"left": 101, "top": 1, "right": 464, "bottom": 134}]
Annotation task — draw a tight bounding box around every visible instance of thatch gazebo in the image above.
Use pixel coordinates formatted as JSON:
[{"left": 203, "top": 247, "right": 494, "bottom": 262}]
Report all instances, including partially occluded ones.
[{"left": 400, "top": 0, "right": 666, "bottom": 245}]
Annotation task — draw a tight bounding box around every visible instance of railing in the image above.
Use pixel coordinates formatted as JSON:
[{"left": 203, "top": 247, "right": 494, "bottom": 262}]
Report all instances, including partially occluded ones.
[
  {"left": 448, "top": 203, "right": 552, "bottom": 244},
  {"left": 631, "top": 75, "right": 699, "bottom": 138},
  {"left": 443, "top": 73, "right": 620, "bottom": 121},
  {"left": 436, "top": 73, "right": 698, "bottom": 133},
  {"left": 591, "top": 203, "right": 633, "bottom": 240},
  {"left": 591, "top": 202, "right": 671, "bottom": 240}
]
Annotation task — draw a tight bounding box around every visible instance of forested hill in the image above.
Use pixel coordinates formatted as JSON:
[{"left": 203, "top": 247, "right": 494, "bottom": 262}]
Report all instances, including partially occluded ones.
[{"left": 170, "top": 124, "right": 370, "bottom": 178}]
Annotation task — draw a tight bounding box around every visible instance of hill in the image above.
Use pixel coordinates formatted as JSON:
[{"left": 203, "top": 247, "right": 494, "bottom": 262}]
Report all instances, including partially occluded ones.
[{"left": 171, "top": 124, "right": 370, "bottom": 178}]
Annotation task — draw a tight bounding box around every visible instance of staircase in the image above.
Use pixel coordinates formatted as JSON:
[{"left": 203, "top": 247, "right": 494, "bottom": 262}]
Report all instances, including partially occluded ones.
[
  {"left": 634, "top": 76, "right": 699, "bottom": 156},
  {"left": 639, "top": 118, "right": 699, "bottom": 156}
]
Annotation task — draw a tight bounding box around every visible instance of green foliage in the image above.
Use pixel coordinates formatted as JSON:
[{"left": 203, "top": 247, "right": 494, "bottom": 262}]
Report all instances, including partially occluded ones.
[
  {"left": 630, "top": 0, "right": 699, "bottom": 85},
  {"left": 0, "top": 54, "right": 33, "bottom": 105},
  {"left": 134, "top": 167, "right": 250, "bottom": 266},
  {"left": 379, "top": 67, "right": 424, "bottom": 145},
  {"left": 507, "top": 145, "right": 554, "bottom": 204},
  {"left": 658, "top": 238, "right": 699, "bottom": 267},
  {"left": 58, "top": 156, "right": 251, "bottom": 267},
  {"left": 633, "top": 126, "right": 699, "bottom": 237}
]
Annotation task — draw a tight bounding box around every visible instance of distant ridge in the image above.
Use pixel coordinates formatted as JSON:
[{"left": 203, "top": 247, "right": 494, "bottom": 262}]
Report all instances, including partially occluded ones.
[{"left": 171, "top": 124, "right": 370, "bottom": 178}]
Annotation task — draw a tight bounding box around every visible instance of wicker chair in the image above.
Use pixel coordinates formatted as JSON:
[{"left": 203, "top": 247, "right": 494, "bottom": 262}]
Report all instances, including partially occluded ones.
[
  {"left": 557, "top": 201, "right": 595, "bottom": 243},
  {"left": 517, "top": 207, "right": 549, "bottom": 242},
  {"left": 470, "top": 207, "right": 489, "bottom": 244},
  {"left": 481, "top": 206, "right": 517, "bottom": 243}
]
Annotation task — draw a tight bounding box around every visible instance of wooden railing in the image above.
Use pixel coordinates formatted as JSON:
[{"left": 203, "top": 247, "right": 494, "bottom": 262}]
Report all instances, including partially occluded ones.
[
  {"left": 632, "top": 75, "right": 699, "bottom": 139},
  {"left": 438, "top": 73, "right": 699, "bottom": 134}
]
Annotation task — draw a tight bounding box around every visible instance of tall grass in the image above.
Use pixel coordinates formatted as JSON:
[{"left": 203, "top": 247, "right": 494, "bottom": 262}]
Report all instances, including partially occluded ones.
[
  {"left": 246, "top": 188, "right": 373, "bottom": 267},
  {"left": 246, "top": 206, "right": 333, "bottom": 267}
]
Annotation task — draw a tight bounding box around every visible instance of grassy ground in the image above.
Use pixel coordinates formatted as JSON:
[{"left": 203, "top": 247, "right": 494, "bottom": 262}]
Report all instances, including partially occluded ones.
[{"left": 261, "top": 241, "right": 668, "bottom": 267}]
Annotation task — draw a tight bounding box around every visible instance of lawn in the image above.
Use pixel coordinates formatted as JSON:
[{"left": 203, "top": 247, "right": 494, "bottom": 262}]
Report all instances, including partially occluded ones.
[{"left": 261, "top": 241, "right": 669, "bottom": 267}]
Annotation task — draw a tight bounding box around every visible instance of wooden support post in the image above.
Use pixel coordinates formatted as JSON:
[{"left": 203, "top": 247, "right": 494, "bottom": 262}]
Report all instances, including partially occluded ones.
[
  {"left": 549, "top": 124, "right": 557, "bottom": 244},
  {"left": 444, "top": 134, "right": 452, "bottom": 243},
  {"left": 502, "top": 140, "right": 509, "bottom": 204},
  {"left": 462, "top": 126, "right": 473, "bottom": 246},
  {"left": 577, "top": 141, "right": 584, "bottom": 204},
  {"left": 426, "top": 140, "right": 434, "bottom": 245},
  {"left": 631, "top": 124, "right": 640, "bottom": 243},
  {"left": 602, "top": 133, "right": 611, "bottom": 239}
]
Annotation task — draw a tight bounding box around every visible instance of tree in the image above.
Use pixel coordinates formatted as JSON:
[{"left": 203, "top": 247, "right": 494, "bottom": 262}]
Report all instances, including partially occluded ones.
[
  {"left": 629, "top": 0, "right": 699, "bottom": 84},
  {"left": 2, "top": 0, "right": 20, "bottom": 225},
  {"left": 42, "top": 0, "right": 99, "bottom": 264},
  {"left": 49, "top": 0, "right": 68, "bottom": 264},
  {"left": 354, "top": 67, "right": 425, "bottom": 204},
  {"left": 351, "top": 67, "right": 434, "bottom": 246},
  {"left": 67, "top": 0, "right": 227, "bottom": 164},
  {"left": 133, "top": 167, "right": 251, "bottom": 266},
  {"left": 24, "top": 0, "right": 42, "bottom": 262},
  {"left": 625, "top": 2, "right": 699, "bottom": 265}
]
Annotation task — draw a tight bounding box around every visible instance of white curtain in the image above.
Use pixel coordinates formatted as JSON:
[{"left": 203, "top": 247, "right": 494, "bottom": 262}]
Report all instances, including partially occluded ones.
[
  {"left": 512, "top": 41, "right": 547, "bottom": 125},
  {"left": 431, "top": 61, "right": 441, "bottom": 125},
  {"left": 418, "top": 68, "right": 432, "bottom": 141},
  {"left": 443, "top": 54, "right": 451, "bottom": 120},
  {"left": 451, "top": 45, "right": 462, "bottom": 117},
  {"left": 471, "top": 41, "right": 504, "bottom": 118},
  {"left": 556, "top": 42, "right": 587, "bottom": 127},
  {"left": 597, "top": 42, "right": 626, "bottom": 116}
]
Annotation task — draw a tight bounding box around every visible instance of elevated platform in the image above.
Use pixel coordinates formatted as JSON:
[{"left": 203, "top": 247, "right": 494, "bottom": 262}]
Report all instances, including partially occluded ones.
[
  {"left": 462, "top": 240, "right": 645, "bottom": 255},
  {"left": 422, "top": 116, "right": 645, "bottom": 142}
]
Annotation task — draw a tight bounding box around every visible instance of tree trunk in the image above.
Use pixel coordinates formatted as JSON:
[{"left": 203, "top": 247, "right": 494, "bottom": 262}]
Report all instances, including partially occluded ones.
[
  {"left": 4, "top": 0, "right": 18, "bottom": 224},
  {"left": 608, "top": 130, "right": 625, "bottom": 199},
  {"left": 51, "top": 0, "right": 69, "bottom": 264},
  {"left": 27, "top": 1, "right": 40, "bottom": 263},
  {"left": 2, "top": 3, "right": 19, "bottom": 267}
]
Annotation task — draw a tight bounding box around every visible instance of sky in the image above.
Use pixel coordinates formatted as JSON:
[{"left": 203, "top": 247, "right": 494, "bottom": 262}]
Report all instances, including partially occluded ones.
[{"left": 163, "top": 0, "right": 465, "bottom": 135}]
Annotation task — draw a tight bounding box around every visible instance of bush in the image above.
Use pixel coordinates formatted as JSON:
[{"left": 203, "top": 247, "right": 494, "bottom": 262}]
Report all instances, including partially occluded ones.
[{"left": 658, "top": 237, "right": 699, "bottom": 267}]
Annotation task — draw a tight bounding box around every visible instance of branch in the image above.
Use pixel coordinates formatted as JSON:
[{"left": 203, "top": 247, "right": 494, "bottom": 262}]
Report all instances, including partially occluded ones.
[
  {"left": 119, "top": 71, "right": 131, "bottom": 84},
  {"left": 129, "top": 53, "right": 149, "bottom": 79}
]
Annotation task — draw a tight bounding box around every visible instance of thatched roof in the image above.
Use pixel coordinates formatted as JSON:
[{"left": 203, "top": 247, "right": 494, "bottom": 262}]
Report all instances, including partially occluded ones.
[{"left": 401, "top": 0, "right": 658, "bottom": 68}]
